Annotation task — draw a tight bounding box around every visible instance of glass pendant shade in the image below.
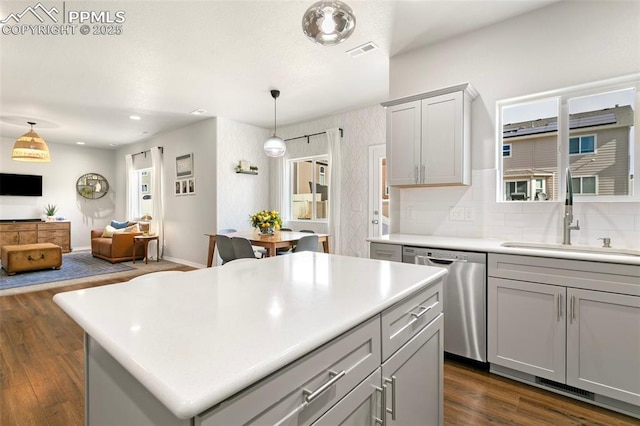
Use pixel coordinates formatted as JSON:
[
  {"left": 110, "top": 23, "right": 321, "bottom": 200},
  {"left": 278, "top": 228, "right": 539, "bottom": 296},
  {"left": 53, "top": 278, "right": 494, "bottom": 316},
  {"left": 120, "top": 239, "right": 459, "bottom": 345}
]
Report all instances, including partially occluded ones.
[
  {"left": 264, "top": 135, "right": 286, "bottom": 157},
  {"left": 12, "top": 122, "right": 51, "bottom": 162},
  {"left": 264, "top": 89, "right": 286, "bottom": 157},
  {"left": 302, "top": 0, "right": 356, "bottom": 46}
]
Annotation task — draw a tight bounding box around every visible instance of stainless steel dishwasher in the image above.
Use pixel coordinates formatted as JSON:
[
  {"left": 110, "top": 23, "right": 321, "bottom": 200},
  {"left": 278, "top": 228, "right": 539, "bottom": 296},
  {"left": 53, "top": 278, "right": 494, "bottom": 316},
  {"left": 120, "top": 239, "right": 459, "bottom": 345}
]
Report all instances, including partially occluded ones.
[{"left": 403, "top": 246, "right": 487, "bottom": 362}]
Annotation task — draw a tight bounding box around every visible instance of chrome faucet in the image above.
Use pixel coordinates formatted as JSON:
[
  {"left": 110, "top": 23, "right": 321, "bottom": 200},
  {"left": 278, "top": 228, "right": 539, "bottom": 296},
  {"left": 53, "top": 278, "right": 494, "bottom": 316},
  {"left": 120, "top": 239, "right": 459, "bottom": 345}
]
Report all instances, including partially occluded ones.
[{"left": 563, "top": 168, "right": 580, "bottom": 245}]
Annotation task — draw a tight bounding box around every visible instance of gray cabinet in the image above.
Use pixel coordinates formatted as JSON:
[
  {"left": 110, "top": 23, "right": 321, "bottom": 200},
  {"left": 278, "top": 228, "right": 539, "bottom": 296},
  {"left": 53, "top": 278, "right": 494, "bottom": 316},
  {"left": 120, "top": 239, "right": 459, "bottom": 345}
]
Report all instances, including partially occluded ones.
[
  {"left": 566, "top": 288, "right": 640, "bottom": 406},
  {"left": 383, "top": 84, "right": 477, "bottom": 187},
  {"left": 370, "top": 242, "right": 402, "bottom": 262},
  {"left": 488, "top": 253, "right": 640, "bottom": 417},
  {"left": 488, "top": 278, "right": 566, "bottom": 382},
  {"left": 382, "top": 314, "right": 443, "bottom": 426}
]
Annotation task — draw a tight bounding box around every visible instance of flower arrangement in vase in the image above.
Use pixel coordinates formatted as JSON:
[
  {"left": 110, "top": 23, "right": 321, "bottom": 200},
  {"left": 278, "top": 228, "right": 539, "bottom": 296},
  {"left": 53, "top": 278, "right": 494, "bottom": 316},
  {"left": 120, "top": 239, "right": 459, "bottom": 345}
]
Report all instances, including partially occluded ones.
[{"left": 250, "top": 210, "right": 283, "bottom": 235}]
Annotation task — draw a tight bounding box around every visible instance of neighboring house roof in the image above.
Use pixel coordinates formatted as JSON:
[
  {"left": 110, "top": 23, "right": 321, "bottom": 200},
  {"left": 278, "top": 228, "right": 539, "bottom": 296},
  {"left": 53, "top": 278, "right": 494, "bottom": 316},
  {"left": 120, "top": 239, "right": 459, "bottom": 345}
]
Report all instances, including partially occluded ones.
[
  {"left": 503, "top": 105, "right": 634, "bottom": 139},
  {"left": 503, "top": 168, "right": 555, "bottom": 177}
]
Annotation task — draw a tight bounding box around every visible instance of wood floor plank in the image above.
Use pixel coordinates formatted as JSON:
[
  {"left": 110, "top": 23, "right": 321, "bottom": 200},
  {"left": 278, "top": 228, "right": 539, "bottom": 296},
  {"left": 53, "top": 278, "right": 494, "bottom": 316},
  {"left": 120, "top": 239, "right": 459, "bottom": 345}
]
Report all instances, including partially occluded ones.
[{"left": 0, "top": 383, "right": 49, "bottom": 425}]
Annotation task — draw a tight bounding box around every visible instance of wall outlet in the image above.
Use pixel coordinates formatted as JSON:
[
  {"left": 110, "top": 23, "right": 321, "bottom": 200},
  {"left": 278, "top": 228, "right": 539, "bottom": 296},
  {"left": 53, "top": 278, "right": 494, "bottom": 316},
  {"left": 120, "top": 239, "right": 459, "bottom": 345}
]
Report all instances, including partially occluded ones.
[
  {"left": 449, "top": 207, "right": 464, "bottom": 221},
  {"left": 464, "top": 207, "right": 475, "bottom": 221}
]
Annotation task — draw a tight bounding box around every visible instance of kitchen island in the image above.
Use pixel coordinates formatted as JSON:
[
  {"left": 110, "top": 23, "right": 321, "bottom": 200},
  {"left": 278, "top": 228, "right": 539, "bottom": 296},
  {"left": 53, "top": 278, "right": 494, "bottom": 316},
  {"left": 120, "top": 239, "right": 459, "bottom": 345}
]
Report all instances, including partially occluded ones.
[{"left": 54, "top": 252, "right": 447, "bottom": 425}]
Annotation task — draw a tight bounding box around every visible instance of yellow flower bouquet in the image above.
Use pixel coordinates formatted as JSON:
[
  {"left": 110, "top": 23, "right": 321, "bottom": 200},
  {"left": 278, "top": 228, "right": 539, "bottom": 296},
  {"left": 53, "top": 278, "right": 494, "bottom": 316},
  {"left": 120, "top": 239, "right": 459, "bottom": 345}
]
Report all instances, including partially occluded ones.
[{"left": 250, "top": 210, "right": 283, "bottom": 235}]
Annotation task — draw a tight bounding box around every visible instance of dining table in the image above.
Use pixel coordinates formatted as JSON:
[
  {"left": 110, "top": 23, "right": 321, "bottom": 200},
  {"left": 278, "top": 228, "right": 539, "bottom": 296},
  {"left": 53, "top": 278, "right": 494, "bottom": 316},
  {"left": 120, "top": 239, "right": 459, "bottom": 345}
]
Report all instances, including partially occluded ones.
[{"left": 205, "top": 230, "right": 330, "bottom": 267}]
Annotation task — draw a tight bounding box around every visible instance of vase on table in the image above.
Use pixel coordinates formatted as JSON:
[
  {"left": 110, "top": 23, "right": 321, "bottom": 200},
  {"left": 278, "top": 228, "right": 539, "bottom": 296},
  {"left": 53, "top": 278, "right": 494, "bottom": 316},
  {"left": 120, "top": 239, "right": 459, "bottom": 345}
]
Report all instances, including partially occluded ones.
[{"left": 259, "top": 226, "right": 275, "bottom": 236}]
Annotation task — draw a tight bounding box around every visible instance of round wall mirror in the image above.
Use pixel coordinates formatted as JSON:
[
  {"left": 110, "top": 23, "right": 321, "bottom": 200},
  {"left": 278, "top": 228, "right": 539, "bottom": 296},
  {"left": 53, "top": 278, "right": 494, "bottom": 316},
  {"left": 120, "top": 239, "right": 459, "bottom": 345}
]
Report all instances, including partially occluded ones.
[{"left": 76, "top": 173, "right": 109, "bottom": 199}]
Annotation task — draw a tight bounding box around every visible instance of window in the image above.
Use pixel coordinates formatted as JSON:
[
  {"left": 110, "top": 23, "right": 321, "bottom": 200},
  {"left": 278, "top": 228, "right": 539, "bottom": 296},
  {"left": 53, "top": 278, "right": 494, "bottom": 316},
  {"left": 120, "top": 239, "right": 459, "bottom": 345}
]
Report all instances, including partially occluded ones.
[
  {"left": 498, "top": 75, "right": 637, "bottom": 201},
  {"left": 505, "top": 180, "right": 529, "bottom": 200},
  {"left": 572, "top": 176, "right": 597, "bottom": 194},
  {"left": 137, "top": 168, "right": 153, "bottom": 218},
  {"left": 289, "top": 156, "right": 329, "bottom": 221},
  {"left": 569, "top": 135, "right": 596, "bottom": 155}
]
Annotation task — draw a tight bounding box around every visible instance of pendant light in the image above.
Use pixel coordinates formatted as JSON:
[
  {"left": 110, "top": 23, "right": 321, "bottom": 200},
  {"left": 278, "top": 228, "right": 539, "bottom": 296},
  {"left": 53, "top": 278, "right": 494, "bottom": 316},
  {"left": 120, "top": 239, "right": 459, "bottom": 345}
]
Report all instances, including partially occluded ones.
[
  {"left": 264, "top": 89, "right": 286, "bottom": 157},
  {"left": 12, "top": 122, "right": 51, "bottom": 162},
  {"left": 302, "top": 0, "right": 356, "bottom": 46}
]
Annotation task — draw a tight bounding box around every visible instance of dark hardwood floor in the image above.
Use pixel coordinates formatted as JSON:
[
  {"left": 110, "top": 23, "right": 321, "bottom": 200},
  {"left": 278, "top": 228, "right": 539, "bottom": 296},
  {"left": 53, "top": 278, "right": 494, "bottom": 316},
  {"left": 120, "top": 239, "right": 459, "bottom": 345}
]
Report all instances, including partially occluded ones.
[{"left": 1, "top": 271, "right": 638, "bottom": 426}]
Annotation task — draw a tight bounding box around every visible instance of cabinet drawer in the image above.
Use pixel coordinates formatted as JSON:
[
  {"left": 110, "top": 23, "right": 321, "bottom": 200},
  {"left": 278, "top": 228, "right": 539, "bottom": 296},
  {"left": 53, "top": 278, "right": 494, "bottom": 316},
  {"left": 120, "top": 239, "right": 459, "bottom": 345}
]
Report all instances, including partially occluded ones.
[
  {"left": 370, "top": 243, "right": 402, "bottom": 262},
  {"left": 196, "top": 316, "right": 381, "bottom": 426},
  {"left": 311, "top": 368, "right": 381, "bottom": 425},
  {"left": 381, "top": 280, "right": 443, "bottom": 361},
  {"left": 488, "top": 254, "right": 640, "bottom": 295},
  {"left": 0, "top": 223, "right": 37, "bottom": 232},
  {"left": 38, "top": 222, "right": 70, "bottom": 231}
]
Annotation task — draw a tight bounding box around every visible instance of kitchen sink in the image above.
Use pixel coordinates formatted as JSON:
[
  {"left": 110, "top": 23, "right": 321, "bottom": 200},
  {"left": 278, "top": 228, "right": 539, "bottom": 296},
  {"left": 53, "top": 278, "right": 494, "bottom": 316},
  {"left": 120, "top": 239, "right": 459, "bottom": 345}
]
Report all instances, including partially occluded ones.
[{"left": 500, "top": 241, "right": 640, "bottom": 257}]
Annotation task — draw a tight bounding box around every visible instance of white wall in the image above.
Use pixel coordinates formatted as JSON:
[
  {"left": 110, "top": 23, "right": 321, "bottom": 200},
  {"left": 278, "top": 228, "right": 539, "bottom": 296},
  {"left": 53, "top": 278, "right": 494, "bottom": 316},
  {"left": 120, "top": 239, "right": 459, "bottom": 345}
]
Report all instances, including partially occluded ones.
[
  {"left": 115, "top": 119, "right": 217, "bottom": 266},
  {"left": 274, "top": 105, "right": 386, "bottom": 257},
  {"left": 216, "top": 118, "right": 271, "bottom": 232},
  {"left": 388, "top": 1, "right": 640, "bottom": 249},
  {"left": 0, "top": 136, "right": 117, "bottom": 250}
]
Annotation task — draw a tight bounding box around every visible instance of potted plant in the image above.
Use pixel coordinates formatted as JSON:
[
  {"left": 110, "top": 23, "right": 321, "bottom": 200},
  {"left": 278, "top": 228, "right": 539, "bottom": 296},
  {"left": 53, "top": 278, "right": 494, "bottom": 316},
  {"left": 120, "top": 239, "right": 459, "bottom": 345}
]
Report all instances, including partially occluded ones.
[{"left": 44, "top": 204, "right": 58, "bottom": 221}]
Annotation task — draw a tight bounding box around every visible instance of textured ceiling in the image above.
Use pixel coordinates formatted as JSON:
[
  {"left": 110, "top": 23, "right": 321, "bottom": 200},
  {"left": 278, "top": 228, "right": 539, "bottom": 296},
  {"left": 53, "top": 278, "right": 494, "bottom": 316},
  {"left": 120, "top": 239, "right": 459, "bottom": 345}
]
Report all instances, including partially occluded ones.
[{"left": 0, "top": 0, "right": 557, "bottom": 148}]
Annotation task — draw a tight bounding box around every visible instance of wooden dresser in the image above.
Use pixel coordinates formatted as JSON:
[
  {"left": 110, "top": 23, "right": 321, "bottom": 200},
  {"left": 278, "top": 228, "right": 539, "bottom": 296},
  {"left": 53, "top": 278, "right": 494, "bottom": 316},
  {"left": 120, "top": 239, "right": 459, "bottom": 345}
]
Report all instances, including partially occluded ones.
[{"left": 0, "top": 221, "right": 71, "bottom": 253}]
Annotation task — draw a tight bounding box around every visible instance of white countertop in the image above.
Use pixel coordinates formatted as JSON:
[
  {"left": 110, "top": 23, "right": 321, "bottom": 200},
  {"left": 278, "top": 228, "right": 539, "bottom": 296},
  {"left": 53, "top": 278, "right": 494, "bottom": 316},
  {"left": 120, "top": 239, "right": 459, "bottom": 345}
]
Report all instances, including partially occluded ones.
[
  {"left": 53, "top": 252, "right": 446, "bottom": 419},
  {"left": 368, "top": 234, "right": 640, "bottom": 266}
]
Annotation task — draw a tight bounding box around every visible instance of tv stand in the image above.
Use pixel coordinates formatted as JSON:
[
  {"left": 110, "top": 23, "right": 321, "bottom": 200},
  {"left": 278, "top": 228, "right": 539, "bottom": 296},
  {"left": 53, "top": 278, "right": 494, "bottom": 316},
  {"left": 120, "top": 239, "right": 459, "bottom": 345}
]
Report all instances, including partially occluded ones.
[{"left": 0, "top": 221, "right": 70, "bottom": 253}]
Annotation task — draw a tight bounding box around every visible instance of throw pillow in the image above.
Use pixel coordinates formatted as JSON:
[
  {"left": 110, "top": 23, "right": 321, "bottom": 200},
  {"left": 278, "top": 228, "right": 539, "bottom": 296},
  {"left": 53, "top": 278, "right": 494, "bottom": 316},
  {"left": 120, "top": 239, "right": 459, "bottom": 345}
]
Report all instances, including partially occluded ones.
[
  {"left": 110, "top": 219, "right": 129, "bottom": 229},
  {"left": 121, "top": 223, "right": 139, "bottom": 233},
  {"left": 102, "top": 225, "right": 117, "bottom": 238}
]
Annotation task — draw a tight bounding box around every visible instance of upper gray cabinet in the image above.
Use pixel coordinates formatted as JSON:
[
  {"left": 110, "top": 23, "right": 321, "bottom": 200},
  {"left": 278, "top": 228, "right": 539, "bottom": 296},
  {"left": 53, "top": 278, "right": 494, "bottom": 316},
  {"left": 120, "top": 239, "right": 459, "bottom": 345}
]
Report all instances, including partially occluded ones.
[{"left": 383, "top": 83, "right": 477, "bottom": 186}]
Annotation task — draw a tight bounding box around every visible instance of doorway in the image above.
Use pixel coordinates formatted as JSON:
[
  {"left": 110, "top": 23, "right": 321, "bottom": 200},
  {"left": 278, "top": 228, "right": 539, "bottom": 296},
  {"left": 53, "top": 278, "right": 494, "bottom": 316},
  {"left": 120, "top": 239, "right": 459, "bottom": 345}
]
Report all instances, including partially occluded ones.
[{"left": 368, "top": 144, "right": 389, "bottom": 243}]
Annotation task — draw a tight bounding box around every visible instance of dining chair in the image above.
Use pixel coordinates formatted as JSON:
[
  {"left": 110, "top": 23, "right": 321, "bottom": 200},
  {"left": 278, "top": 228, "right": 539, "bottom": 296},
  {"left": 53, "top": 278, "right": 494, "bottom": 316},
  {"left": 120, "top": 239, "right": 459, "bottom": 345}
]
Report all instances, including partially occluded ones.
[
  {"left": 216, "top": 234, "right": 237, "bottom": 265},
  {"left": 231, "top": 237, "right": 259, "bottom": 260},
  {"left": 218, "top": 228, "right": 236, "bottom": 234},
  {"left": 276, "top": 228, "right": 294, "bottom": 254},
  {"left": 300, "top": 229, "right": 315, "bottom": 233},
  {"left": 293, "top": 234, "right": 319, "bottom": 253},
  {"left": 280, "top": 228, "right": 292, "bottom": 231}
]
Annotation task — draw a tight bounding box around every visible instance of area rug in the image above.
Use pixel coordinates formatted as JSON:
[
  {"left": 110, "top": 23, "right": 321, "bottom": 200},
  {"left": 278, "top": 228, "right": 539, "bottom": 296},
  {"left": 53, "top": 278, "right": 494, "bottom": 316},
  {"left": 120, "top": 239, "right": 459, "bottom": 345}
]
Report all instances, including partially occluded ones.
[
  {"left": 0, "top": 252, "right": 134, "bottom": 291},
  {"left": 0, "top": 252, "right": 188, "bottom": 296}
]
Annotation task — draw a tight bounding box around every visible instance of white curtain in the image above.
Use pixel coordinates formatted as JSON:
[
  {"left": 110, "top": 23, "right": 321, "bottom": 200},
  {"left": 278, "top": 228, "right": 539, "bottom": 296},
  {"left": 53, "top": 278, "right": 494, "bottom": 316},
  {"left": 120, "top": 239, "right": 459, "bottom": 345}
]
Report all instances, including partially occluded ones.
[
  {"left": 125, "top": 154, "right": 139, "bottom": 220},
  {"left": 150, "top": 147, "right": 164, "bottom": 258},
  {"left": 326, "top": 128, "right": 341, "bottom": 254}
]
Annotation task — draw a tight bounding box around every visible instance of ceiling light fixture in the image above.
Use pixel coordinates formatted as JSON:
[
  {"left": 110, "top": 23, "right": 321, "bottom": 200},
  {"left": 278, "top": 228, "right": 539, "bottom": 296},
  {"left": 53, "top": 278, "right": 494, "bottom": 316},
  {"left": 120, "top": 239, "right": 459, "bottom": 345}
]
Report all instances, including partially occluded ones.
[
  {"left": 264, "top": 89, "right": 286, "bottom": 157},
  {"left": 12, "top": 122, "right": 51, "bottom": 162},
  {"left": 129, "top": 115, "right": 141, "bottom": 120},
  {"left": 302, "top": 0, "right": 356, "bottom": 46}
]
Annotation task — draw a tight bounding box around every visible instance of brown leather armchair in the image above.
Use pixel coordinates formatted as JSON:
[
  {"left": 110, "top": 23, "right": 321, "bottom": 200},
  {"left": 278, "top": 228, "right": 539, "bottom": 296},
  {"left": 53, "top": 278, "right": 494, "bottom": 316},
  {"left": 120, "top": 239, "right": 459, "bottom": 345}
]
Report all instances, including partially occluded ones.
[{"left": 91, "top": 229, "right": 145, "bottom": 263}]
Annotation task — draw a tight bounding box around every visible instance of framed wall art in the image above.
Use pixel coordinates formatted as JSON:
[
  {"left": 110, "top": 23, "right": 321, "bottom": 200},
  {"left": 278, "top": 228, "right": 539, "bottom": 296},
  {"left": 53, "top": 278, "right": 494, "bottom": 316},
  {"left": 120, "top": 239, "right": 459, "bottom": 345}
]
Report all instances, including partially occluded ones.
[{"left": 176, "top": 153, "right": 193, "bottom": 178}]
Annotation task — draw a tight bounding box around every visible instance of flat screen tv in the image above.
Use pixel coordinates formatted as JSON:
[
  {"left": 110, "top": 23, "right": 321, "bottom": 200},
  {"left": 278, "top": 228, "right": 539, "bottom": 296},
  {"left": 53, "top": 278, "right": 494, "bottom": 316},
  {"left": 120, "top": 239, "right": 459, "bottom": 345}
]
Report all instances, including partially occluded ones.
[{"left": 0, "top": 173, "right": 43, "bottom": 196}]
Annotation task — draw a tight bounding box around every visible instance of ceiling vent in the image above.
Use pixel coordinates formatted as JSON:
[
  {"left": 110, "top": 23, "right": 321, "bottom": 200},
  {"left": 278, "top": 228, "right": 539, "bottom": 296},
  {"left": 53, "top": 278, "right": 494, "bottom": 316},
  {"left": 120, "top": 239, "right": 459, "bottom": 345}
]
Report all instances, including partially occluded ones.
[{"left": 346, "top": 42, "right": 378, "bottom": 58}]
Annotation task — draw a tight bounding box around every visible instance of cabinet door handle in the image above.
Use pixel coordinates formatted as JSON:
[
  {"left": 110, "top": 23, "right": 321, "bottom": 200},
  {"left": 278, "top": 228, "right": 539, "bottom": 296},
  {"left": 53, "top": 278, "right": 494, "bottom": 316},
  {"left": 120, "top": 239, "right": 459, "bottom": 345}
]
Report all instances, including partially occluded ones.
[
  {"left": 374, "top": 385, "right": 385, "bottom": 425},
  {"left": 557, "top": 293, "right": 562, "bottom": 322},
  {"left": 410, "top": 302, "right": 438, "bottom": 319},
  {"left": 421, "top": 165, "right": 425, "bottom": 184},
  {"left": 383, "top": 376, "right": 397, "bottom": 420},
  {"left": 375, "top": 251, "right": 394, "bottom": 258},
  {"left": 302, "top": 370, "right": 346, "bottom": 403},
  {"left": 571, "top": 295, "right": 576, "bottom": 322},
  {"left": 414, "top": 166, "right": 419, "bottom": 184}
]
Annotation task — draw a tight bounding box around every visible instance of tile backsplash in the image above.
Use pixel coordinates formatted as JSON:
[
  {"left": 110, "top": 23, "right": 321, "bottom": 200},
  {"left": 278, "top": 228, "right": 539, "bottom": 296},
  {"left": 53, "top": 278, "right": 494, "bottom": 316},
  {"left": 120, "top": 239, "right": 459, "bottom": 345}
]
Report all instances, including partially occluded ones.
[{"left": 399, "top": 169, "right": 640, "bottom": 249}]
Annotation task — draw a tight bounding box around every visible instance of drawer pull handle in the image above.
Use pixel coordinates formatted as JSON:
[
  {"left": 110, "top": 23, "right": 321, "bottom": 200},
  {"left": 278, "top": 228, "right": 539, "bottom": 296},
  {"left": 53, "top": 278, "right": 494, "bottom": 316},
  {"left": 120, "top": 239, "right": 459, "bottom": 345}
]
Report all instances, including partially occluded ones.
[
  {"left": 410, "top": 301, "right": 438, "bottom": 319},
  {"left": 302, "top": 369, "right": 346, "bottom": 403},
  {"left": 27, "top": 254, "right": 45, "bottom": 261}
]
